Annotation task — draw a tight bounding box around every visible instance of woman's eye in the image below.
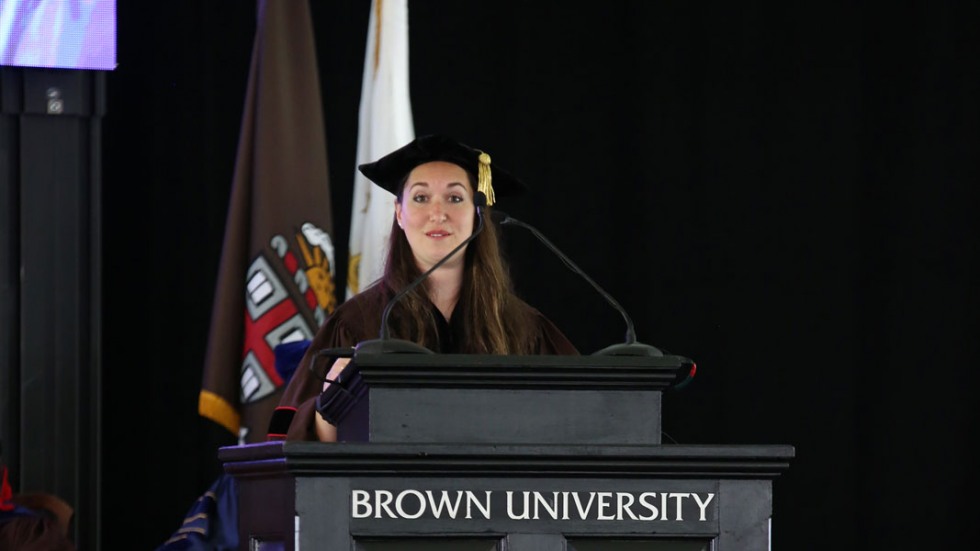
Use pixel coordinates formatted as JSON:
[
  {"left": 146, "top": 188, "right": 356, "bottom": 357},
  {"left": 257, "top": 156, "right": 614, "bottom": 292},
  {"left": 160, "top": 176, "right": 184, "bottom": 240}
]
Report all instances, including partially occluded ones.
[
  {"left": 412, "top": 194, "right": 428, "bottom": 203},
  {"left": 448, "top": 195, "right": 464, "bottom": 204}
]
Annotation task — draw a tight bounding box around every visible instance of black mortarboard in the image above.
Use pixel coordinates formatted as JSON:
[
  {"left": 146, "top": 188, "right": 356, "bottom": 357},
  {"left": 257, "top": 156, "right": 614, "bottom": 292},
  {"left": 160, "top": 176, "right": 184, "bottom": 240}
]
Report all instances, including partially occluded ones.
[{"left": 358, "top": 134, "right": 525, "bottom": 206}]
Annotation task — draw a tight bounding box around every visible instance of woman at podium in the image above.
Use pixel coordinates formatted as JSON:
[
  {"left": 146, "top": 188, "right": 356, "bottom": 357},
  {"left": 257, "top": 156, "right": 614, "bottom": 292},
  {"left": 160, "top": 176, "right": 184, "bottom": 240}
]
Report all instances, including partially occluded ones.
[{"left": 269, "top": 135, "right": 579, "bottom": 443}]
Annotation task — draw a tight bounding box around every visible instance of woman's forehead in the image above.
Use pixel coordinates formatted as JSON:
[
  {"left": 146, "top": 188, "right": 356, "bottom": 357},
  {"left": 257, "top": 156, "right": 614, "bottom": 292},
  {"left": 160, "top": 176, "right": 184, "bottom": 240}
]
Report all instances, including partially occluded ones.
[{"left": 406, "top": 161, "right": 473, "bottom": 189}]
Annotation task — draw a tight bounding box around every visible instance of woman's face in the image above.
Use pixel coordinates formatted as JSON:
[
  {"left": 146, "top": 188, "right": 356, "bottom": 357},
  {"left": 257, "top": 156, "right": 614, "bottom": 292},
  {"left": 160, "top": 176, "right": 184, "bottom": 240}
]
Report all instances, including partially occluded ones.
[{"left": 395, "top": 161, "right": 476, "bottom": 271}]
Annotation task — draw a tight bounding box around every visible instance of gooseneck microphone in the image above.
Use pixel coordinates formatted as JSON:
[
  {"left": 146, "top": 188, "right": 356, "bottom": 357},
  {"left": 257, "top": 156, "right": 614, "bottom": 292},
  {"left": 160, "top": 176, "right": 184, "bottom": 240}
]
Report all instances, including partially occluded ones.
[
  {"left": 354, "top": 192, "right": 490, "bottom": 355},
  {"left": 493, "top": 210, "right": 666, "bottom": 358}
]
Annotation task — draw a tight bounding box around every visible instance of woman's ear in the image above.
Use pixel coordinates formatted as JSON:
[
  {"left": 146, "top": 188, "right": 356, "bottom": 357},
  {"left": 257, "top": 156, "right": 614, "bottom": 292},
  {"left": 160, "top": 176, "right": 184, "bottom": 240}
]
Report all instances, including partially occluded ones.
[{"left": 394, "top": 200, "right": 404, "bottom": 229}]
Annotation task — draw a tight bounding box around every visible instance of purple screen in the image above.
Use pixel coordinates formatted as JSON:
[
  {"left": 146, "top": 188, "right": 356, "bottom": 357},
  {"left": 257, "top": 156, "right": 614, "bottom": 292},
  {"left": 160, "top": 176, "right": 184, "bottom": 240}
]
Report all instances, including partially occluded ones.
[{"left": 0, "top": 0, "right": 116, "bottom": 71}]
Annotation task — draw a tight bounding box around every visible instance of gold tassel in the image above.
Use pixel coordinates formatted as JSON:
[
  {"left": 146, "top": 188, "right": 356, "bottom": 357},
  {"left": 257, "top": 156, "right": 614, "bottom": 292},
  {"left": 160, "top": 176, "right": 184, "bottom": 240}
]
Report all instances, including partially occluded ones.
[{"left": 477, "top": 151, "right": 495, "bottom": 206}]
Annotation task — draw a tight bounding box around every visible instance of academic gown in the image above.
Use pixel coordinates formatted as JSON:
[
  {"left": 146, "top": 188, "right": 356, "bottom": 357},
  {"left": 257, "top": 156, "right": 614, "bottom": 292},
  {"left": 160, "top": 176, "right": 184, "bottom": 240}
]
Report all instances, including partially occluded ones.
[{"left": 269, "top": 283, "right": 579, "bottom": 441}]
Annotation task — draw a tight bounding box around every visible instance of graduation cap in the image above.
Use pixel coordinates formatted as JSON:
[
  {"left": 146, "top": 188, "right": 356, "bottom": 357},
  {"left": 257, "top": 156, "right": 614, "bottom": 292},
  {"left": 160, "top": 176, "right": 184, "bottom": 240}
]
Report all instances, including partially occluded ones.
[{"left": 358, "top": 134, "right": 526, "bottom": 206}]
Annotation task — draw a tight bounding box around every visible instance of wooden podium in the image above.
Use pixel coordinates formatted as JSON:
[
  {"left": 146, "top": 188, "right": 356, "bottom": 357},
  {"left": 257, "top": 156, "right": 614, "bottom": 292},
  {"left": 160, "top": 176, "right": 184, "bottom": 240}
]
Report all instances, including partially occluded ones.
[{"left": 220, "top": 351, "right": 794, "bottom": 550}]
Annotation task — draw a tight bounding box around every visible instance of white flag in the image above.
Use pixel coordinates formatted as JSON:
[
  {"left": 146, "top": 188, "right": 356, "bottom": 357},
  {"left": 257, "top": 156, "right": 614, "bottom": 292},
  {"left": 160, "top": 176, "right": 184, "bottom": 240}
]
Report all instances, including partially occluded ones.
[{"left": 347, "top": 0, "right": 415, "bottom": 298}]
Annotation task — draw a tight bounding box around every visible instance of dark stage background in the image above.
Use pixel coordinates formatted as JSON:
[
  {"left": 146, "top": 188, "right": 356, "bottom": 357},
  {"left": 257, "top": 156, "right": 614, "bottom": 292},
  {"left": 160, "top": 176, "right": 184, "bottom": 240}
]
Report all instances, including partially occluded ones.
[{"left": 100, "top": 2, "right": 977, "bottom": 549}]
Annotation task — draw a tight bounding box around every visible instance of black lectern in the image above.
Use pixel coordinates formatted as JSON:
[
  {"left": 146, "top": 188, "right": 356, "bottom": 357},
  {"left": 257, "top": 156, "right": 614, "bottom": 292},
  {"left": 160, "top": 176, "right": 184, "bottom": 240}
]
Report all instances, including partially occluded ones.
[{"left": 220, "top": 353, "right": 794, "bottom": 550}]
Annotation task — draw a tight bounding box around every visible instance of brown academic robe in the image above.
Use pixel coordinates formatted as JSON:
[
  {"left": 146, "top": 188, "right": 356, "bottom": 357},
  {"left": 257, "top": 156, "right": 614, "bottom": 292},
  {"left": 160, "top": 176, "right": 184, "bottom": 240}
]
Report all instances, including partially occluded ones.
[{"left": 268, "top": 283, "right": 579, "bottom": 441}]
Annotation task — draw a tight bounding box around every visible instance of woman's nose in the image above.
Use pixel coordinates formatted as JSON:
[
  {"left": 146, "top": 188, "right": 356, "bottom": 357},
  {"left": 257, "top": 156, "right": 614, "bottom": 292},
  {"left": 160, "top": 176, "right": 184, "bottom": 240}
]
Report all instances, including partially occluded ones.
[{"left": 429, "top": 205, "right": 447, "bottom": 222}]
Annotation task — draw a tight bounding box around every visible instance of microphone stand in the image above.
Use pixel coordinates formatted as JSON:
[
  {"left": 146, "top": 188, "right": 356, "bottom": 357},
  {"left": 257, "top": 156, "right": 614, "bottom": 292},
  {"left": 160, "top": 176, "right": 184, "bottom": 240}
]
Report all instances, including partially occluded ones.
[
  {"left": 495, "top": 211, "right": 696, "bottom": 389},
  {"left": 494, "top": 211, "right": 664, "bottom": 357}
]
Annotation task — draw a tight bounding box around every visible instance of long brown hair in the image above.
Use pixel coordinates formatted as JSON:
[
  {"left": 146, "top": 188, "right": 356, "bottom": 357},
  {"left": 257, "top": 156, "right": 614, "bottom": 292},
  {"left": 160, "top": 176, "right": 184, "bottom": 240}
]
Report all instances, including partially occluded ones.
[{"left": 380, "top": 168, "right": 536, "bottom": 354}]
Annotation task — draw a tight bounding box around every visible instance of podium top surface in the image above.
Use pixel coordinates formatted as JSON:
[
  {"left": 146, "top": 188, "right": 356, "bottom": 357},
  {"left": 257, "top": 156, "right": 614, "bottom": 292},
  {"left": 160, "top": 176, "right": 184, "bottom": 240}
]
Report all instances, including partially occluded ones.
[
  {"left": 341, "top": 352, "right": 693, "bottom": 390},
  {"left": 220, "top": 441, "right": 794, "bottom": 480}
]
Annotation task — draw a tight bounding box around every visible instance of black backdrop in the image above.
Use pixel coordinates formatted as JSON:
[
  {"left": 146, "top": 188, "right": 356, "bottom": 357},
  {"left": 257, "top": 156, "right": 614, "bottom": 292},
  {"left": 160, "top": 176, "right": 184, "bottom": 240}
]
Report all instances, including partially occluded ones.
[{"left": 101, "top": 2, "right": 978, "bottom": 549}]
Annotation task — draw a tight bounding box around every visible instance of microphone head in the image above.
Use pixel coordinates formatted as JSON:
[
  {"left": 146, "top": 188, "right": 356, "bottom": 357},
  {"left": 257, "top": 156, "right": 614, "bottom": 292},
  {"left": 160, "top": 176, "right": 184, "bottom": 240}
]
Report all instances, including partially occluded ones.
[{"left": 474, "top": 191, "right": 488, "bottom": 208}]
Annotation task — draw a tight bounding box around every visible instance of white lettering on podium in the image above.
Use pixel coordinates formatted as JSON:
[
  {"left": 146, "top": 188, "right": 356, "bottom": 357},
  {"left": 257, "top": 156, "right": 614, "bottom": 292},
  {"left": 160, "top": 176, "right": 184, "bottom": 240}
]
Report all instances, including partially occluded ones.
[
  {"left": 572, "top": 492, "right": 596, "bottom": 519},
  {"left": 693, "top": 493, "right": 715, "bottom": 521},
  {"left": 351, "top": 489, "right": 716, "bottom": 522},
  {"left": 638, "top": 492, "right": 659, "bottom": 520},
  {"left": 597, "top": 492, "right": 614, "bottom": 520},
  {"left": 616, "top": 492, "right": 637, "bottom": 520},
  {"left": 395, "top": 490, "right": 425, "bottom": 519},
  {"left": 351, "top": 490, "right": 493, "bottom": 520}
]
